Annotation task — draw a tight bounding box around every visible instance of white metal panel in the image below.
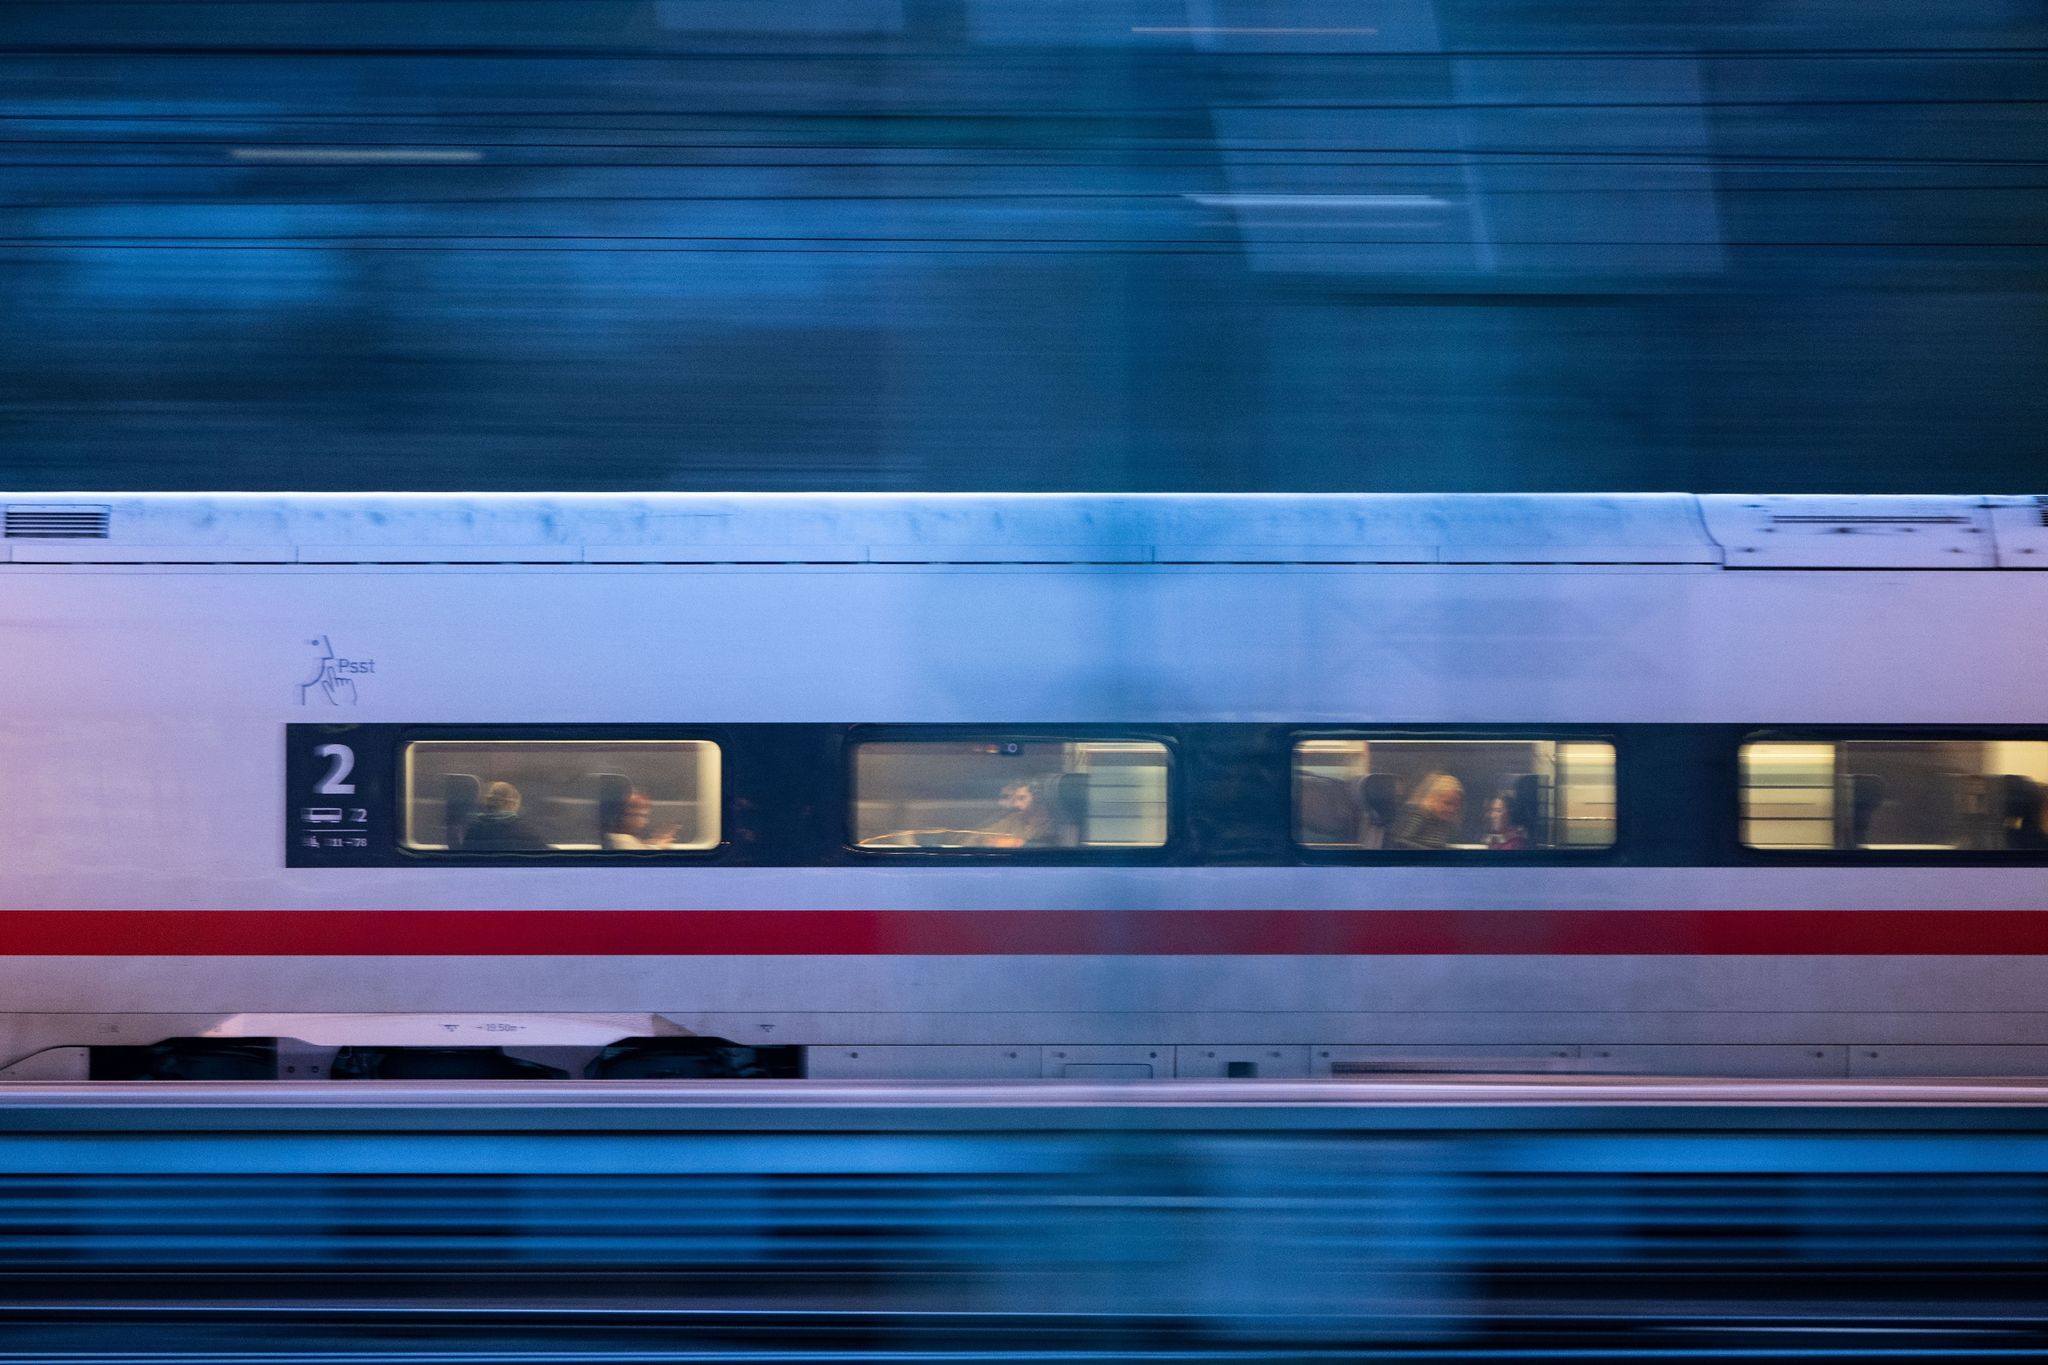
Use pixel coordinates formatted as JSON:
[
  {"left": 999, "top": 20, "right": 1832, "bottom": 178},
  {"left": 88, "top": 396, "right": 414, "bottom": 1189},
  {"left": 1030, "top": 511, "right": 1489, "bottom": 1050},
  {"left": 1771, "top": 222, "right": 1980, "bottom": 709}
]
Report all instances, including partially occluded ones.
[
  {"left": 13, "top": 954, "right": 2048, "bottom": 1072},
  {"left": 8, "top": 544, "right": 296, "bottom": 564},
  {"left": 0, "top": 492, "right": 1722, "bottom": 564},
  {"left": 868, "top": 543, "right": 1150, "bottom": 564},
  {"left": 1313, "top": 1044, "right": 1579, "bottom": 1074},
  {"left": 0, "top": 557, "right": 2034, "bottom": 732},
  {"left": 1989, "top": 497, "right": 2048, "bottom": 568},
  {"left": 1153, "top": 543, "right": 1435, "bottom": 563},
  {"left": 1851, "top": 1046, "right": 2048, "bottom": 1077},
  {"left": 35, "top": 491, "right": 2048, "bottom": 566},
  {"left": 12, "top": 944, "right": 2048, "bottom": 1015},
  {"left": 1435, "top": 543, "right": 1718, "bottom": 565},
  {"left": 297, "top": 544, "right": 583, "bottom": 564},
  {"left": 1043, "top": 1045, "right": 1168, "bottom": 1078},
  {"left": 1699, "top": 494, "right": 1997, "bottom": 568},
  {"left": 806, "top": 1046, "right": 1041, "bottom": 1079},
  {"left": 0, "top": 1048, "right": 87, "bottom": 1081},
  {"left": 582, "top": 544, "right": 865, "bottom": 564},
  {"left": 1174, "top": 1046, "right": 1312, "bottom": 1078},
  {"left": 1578, "top": 1044, "right": 1847, "bottom": 1077}
]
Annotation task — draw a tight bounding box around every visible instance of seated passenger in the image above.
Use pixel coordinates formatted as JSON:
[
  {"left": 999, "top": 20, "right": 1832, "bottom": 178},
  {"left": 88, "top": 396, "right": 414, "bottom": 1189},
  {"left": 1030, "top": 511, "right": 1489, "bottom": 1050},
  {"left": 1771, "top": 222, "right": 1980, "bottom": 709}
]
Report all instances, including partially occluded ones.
[
  {"left": 604, "top": 789, "right": 682, "bottom": 850},
  {"left": 1388, "top": 773, "right": 1465, "bottom": 850},
  {"left": 979, "top": 780, "right": 1053, "bottom": 847},
  {"left": 2005, "top": 776, "right": 2048, "bottom": 851},
  {"left": 1359, "top": 773, "right": 1402, "bottom": 850},
  {"left": 461, "top": 781, "right": 547, "bottom": 852},
  {"left": 1483, "top": 790, "right": 1530, "bottom": 851}
]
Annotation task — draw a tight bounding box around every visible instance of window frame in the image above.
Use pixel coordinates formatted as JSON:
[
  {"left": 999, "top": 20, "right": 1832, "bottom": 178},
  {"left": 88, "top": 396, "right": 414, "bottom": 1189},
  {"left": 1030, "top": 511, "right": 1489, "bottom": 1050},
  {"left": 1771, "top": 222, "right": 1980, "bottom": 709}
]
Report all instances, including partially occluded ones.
[
  {"left": 842, "top": 726, "right": 1181, "bottom": 862},
  {"left": 1736, "top": 727, "right": 2048, "bottom": 861},
  {"left": 1286, "top": 727, "right": 1624, "bottom": 863},
  {"left": 394, "top": 726, "right": 733, "bottom": 862},
  {"left": 285, "top": 721, "right": 2048, "bottom": 871}
]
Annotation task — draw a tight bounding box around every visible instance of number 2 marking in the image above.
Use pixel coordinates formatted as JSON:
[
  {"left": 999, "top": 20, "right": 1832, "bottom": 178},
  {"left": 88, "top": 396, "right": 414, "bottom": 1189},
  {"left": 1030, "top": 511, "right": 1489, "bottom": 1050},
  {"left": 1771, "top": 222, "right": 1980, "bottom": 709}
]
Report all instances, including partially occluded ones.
[{"left": 315, "top": 744, "right": 357, "bottom": 795}]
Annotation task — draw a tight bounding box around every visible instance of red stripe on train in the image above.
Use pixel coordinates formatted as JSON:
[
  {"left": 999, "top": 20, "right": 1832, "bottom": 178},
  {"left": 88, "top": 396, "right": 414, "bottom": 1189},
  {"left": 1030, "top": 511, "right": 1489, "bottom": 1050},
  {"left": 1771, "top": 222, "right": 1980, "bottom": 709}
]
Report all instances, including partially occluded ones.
[{"left": 2, "top": 909, "right": 2048, "bottom": 955}]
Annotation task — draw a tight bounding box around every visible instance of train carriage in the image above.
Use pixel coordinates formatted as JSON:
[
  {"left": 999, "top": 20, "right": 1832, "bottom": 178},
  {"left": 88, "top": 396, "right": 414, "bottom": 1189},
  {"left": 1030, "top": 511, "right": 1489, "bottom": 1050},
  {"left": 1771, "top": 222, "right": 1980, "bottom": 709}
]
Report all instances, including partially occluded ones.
[{"left": 0, "top": 492, "right": 2044, "bottom": 1081}]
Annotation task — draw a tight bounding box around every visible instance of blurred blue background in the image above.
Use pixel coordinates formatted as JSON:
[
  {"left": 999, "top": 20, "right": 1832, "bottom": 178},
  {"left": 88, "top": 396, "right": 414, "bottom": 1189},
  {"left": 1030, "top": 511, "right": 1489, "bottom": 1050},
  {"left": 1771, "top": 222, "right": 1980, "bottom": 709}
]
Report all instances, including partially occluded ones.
[{"left": 2, "top": 0, "right": 2044, "bottom": 491}]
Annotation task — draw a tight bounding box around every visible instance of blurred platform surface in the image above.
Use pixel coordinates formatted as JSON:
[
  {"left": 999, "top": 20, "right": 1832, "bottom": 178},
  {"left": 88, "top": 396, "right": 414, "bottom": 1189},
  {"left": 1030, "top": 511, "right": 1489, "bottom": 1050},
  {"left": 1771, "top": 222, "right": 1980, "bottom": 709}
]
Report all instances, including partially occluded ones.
[{"left": 6, "top": 1079, "right": 2048, "bottom": 1357}]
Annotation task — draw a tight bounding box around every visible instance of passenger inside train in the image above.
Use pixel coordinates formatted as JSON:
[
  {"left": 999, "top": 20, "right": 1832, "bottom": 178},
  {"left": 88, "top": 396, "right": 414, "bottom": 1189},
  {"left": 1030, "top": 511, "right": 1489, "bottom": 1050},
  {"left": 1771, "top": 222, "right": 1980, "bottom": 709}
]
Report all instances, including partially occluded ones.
[
  {"left": 1292, "top": 740, "right": 1616, "bottom": 851},
  {"left": 2009, "top": 778, "right": 2048, "bottom": 850},
  {"left": 980, "top": 781, "right": 1053, "bottom": 848},
  {"left": 403, "top": 739, "right": 722, "bottom": 852},
  {"left": 853, "top": 740, "right": 1169, "bottom": 850},
  {"left": 1484, "top": 790, "right": 1533, "bottom": 851},
  {"left": 378, "top": 730, "right": 2048, "bottom": 860},
  {"left": 601, "top": 789, "right": 683, "bottom": 851},
  {"left": 1388, "top": 774, "right": 1465, "bottom": 850},
  {"left": 457, "top": 781, "right": 547, "bottom": 852},
  {"left": 1741, "top": 739, "right": 2048, "bottom": 850}
]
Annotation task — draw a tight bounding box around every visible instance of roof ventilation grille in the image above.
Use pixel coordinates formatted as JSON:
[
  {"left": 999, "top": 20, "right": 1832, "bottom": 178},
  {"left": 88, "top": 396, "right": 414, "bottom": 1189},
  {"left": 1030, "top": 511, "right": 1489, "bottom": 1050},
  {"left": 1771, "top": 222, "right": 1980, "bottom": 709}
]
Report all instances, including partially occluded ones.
[
  {"left": 2036, "top": 496, "right": 2047, "bottom": 529},
  {"left": 4, "top": 505, "right": 111, "bottom": 539}
]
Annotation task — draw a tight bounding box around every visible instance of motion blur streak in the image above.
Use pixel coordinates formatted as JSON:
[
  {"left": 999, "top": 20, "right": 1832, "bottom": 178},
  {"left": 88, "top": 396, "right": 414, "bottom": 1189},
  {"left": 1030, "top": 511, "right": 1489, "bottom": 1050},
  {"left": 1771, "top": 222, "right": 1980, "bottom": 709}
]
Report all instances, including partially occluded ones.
[
  {"left": 6, "top": 1081, "right": 2048, "bottom": 1358},
  {"left": 2, "top": 1, "right": 2045, "bottom": 490}
]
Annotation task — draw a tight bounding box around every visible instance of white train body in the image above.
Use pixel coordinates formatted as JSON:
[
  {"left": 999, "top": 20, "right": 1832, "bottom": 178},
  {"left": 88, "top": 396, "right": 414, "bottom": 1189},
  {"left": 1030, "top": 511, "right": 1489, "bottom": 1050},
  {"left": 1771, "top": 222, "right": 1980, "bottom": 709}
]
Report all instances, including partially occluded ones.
[{"left": 1, "top": 493, "right": 2045, "bottom": 1080}]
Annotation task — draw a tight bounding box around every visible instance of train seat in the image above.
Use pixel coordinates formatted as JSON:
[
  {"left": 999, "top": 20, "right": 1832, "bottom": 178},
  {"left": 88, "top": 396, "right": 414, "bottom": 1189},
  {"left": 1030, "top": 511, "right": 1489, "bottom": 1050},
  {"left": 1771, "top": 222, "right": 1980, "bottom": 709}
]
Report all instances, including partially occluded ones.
[{"left": 443, "top": 773, "right": 480, "bottom": 850}]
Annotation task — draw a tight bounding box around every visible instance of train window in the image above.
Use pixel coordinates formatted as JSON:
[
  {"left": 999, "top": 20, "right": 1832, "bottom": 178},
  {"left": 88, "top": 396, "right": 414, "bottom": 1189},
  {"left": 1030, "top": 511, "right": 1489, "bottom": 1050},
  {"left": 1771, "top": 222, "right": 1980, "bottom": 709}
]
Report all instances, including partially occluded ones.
[
  {"left": 1293, "top": 739, "right": 1616, "bottom": 851},
  {"left": 1741, "top": 739, "right": 2048, "bottom": 852},
  {"left": 402, "top": 740, "right": 721, "bottom": 853},
  {"left": 851, "top": 740, "right": 1169, "bottom": 850}
]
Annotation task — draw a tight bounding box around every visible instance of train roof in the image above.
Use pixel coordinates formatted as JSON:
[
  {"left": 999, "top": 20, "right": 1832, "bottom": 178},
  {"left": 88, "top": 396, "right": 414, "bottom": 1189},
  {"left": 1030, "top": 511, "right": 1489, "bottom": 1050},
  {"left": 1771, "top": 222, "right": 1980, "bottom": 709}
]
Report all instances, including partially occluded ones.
[{"left": 1, "top": 493, "right": 2042, "bottom": 568}]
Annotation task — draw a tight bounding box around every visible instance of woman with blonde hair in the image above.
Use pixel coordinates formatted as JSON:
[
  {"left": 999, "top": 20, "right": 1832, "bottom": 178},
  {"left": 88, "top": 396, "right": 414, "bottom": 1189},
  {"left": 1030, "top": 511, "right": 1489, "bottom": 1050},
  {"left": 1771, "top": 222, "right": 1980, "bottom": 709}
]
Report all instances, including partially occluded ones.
[{"left": 1389, "top": 772, "right": 1465, "bottom": 850}]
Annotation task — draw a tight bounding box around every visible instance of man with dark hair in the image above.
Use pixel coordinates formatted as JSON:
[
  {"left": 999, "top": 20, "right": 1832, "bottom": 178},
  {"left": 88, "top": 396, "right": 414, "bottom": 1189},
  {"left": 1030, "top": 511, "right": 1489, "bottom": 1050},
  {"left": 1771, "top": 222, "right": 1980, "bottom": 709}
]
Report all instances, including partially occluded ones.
[{"left": 981, "top": 780, "right": 1052, "bottom": 847}]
